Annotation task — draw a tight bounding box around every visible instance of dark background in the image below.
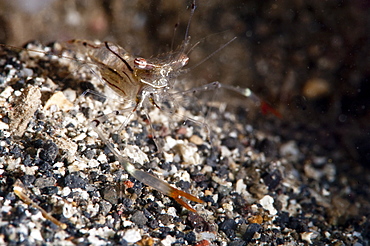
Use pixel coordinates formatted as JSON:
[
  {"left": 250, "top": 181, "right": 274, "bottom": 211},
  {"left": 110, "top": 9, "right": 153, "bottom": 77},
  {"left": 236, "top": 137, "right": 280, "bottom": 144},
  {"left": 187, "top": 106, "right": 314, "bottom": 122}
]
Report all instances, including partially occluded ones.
[{"left": 1, "top": 0, "right": 369, "bottom": 166}]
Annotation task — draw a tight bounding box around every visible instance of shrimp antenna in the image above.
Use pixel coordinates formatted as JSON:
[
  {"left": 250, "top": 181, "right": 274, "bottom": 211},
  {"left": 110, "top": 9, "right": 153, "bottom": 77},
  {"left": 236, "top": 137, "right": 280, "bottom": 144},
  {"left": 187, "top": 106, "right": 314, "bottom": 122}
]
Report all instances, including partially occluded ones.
[
  {"left": 170, "top": 22, "right": 180, "bottom": 52},
  {"left": 186, "top": 40, "right": 201, "bottom": 56},
  {"left": 183, "top": 36, "right": 237, "bottom": 73},
  {"left": 183, "top": 0, "right": 197, "bottom": 46},
  {"left": 170, "top": 0, "right": 196, "bottom": 62},
  {"left": 185, "top": 30, "right": 234, "bottom": 56}
]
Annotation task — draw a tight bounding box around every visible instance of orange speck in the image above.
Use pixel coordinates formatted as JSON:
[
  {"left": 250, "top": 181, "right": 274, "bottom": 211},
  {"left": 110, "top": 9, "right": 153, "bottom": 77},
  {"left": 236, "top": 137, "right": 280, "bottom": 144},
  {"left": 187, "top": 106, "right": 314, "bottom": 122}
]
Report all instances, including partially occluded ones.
[
  {"left": 248, "top": 215, "right": 263, "bottom": 224},
  {"left": 204, "top": 190, "right": 213, "bottom": 196},
  {"left": 260, "top": 101, "right": 282, "bottom": 118},
  {"left": 124, "top": 180, "right": 134, "bottom": 188},
  {"left": 195, "top": 239, "right": 210, "bottom": 246},
  {"left": 136, "top": 235, "right": 154, "bottom": 246}
]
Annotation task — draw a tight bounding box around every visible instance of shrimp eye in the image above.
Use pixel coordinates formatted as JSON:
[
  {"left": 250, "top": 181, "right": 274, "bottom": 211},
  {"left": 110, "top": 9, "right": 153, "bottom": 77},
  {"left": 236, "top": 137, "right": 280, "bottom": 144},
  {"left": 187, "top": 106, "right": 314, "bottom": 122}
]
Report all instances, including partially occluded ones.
[
  {"left": 181, "top": 55, "right": 189, "bottom": 66},
  {"left": 134, "top": 58, "right": 148, "bottom": 69}
]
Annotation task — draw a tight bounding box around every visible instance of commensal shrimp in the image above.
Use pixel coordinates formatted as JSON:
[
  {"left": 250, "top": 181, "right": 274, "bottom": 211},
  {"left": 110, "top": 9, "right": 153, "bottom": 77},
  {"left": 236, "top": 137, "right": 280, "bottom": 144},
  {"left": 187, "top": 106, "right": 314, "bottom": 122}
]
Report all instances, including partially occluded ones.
[
  {"left": 62, "top": 2, "right": 205, "bottom": 212},
  {"left": 63, "top": 1, "right": 280, "bottom": 212}
]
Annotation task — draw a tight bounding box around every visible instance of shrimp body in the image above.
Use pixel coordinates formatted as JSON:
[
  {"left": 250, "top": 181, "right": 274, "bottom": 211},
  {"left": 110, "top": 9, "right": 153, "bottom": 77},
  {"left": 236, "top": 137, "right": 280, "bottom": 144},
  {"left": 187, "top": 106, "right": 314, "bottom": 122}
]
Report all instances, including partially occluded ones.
[{"left": 67, "top": 39, "right": 189, "bottom": 110}]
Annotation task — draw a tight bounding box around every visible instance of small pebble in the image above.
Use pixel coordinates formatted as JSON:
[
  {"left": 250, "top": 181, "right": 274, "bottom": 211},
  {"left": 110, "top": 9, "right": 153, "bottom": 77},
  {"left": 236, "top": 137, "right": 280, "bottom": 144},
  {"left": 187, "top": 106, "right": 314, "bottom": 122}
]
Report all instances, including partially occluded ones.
[
  {"left": 262, "top": 169, "right": 282, "bottom": 190},
  {"left": 34, "top": 177, "right": 56, "bottom": 188},
  {"left": 161, "top": 235, "right": 176, "bottom": 246},
  {"left": 122, "top": 229, "right": 142, "bottom": 243},
  {"left": 243, "top": 223, "right": 262, "bottom": 243},
  {"left": 44, "top": 91, "right": 74, "bottom": 111},
  {"left": 131, "top": 211, "right": 148, "bottom": 226},
  {"left": 219, "top": 219, "right": 237, "bottom": 239},
  {"left": 39, "top": 140, "right": 58, "bottom": 162},
  {"left": 221, "top": 136, "right": 238, "bottom": 150},
  {"left": 301, "top": 231, "right": 316, "bottom": 244},
  {"left": 189, "top": 134, "right": 203, "bottom": 145},
  {"left": 63, "top": 172, "right": 88, "bottom": 189},
  {"left": 102, "top": 186, "right": 118, "bottom": 205},
  {"left": 259, "top": 195, "right": 277, "bottom": 215}
]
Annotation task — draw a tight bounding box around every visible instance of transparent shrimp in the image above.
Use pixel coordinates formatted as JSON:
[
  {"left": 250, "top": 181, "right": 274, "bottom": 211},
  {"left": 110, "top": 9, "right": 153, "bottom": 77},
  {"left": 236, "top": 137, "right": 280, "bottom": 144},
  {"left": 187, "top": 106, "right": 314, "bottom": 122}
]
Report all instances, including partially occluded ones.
[
  {"left": 62, "top": 2, "right": 206, "bottom": 212},
  {"left": 61, "top": 0, "right": 281, "bottom": 212}
]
